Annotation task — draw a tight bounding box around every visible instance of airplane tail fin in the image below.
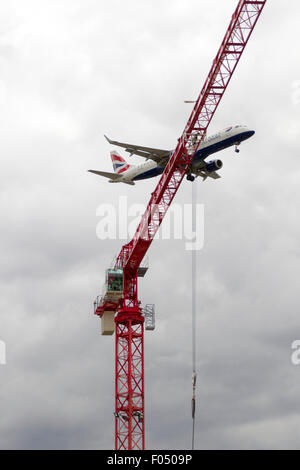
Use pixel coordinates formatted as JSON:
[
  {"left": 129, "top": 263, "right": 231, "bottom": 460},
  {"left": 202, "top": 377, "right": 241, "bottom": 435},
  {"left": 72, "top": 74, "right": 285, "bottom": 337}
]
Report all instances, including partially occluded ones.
[{"left": 110, "top": 151, "right": 131, "bottom": 175}]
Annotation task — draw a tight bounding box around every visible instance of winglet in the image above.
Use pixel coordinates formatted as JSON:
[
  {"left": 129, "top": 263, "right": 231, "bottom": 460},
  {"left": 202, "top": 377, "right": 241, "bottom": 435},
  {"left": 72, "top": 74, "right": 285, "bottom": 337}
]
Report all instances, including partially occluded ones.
[{"left": 104, "top": 135, "right": 113, "bottom": 144}]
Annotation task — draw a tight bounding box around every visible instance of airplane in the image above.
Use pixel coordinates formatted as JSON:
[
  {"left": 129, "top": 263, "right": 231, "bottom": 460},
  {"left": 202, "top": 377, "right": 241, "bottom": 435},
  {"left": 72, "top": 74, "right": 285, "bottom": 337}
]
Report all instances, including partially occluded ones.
[{"left": 88, "top": 125, "right": 255, "bottom": 185}]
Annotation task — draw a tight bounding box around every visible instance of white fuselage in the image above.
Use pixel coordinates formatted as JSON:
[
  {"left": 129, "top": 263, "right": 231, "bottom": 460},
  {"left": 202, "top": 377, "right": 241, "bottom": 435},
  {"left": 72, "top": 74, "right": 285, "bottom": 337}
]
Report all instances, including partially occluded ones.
[{"left": 114, "top": 125, "right": 254, "bottom": 184}]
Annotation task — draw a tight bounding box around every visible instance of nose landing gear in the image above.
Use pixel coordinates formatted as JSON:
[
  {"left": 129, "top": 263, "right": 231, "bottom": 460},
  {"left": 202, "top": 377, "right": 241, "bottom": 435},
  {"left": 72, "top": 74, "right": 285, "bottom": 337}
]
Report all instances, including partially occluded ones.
[{"left": 235, "top": 143, "right": 240, "bottom": 153}]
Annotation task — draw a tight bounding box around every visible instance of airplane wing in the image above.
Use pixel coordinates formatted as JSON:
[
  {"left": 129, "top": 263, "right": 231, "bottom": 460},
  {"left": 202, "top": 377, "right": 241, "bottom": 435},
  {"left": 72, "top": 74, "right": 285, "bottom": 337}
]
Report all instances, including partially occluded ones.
[
  {"left": 198, "top": 171, "right": 222, "bottom": 180},
  {"left": 193, "top": 160, "right": 222, "bottom": 181},
  {"left": 88, "top": 169, "right": 122, "bottom": 181},
  {"left": 104, "top": 135, "right": 171, "bottom": 165},
  {"left": 208, "top": 172, "right": 221, "bottom": 180},
  {"left": 196, "top": 170, "right": 221, "bottom": 180}
]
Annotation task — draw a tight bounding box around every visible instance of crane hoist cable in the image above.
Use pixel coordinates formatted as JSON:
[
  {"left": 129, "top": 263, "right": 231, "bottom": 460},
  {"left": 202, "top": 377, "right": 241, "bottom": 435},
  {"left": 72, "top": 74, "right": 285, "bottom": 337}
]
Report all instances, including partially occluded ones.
[{"left": 191, "top": 182, "right": 197, "bottom": 450}]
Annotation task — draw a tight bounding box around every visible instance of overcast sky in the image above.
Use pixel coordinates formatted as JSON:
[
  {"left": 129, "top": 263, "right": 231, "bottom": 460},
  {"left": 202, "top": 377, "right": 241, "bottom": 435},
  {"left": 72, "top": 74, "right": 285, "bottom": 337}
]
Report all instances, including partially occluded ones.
[{"left": 1, "top": 0, "right": 300, "bottom": 450}]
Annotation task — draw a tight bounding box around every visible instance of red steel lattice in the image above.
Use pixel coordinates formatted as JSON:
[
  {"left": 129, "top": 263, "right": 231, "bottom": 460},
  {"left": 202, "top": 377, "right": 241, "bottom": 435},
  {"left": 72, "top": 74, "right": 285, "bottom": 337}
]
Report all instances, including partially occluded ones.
[
  {"left": 97, "top": 0, "right": 267, "bottom": 450},
  {"left": 115, "top": 310, "right": 144, "bottom": 450}
]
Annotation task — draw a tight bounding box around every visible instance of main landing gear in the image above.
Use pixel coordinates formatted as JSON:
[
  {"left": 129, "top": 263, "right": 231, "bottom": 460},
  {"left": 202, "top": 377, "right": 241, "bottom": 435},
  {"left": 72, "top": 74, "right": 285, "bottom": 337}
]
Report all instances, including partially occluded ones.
[{"left": 187, "top": 174, "right": 195, "bottom": 182}]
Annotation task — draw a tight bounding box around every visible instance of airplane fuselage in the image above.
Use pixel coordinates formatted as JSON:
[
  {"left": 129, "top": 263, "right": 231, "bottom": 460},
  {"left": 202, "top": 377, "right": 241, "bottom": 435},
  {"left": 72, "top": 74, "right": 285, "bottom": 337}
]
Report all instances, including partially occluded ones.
[{"left": 117, "top": 125, "right": 254, "bottom": 184}]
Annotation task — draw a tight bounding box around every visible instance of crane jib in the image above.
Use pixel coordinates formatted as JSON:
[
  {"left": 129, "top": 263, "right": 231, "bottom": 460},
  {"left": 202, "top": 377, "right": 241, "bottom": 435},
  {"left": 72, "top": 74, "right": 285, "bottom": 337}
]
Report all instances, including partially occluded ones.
[{"left": 116, "top": 0, "right": 267, "bottom": 284}]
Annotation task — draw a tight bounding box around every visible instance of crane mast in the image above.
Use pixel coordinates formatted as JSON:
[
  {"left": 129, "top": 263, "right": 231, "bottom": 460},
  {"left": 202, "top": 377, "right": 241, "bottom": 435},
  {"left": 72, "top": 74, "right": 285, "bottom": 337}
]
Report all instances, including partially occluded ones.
[{"left": 94, "top": 0, "right": 267, "bottom": 450}]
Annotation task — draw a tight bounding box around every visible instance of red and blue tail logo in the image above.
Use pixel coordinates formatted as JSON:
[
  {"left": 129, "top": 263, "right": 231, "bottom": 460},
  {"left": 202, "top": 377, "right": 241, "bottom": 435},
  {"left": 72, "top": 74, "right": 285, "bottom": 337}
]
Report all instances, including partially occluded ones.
[{"left": 110, "top": 151, "right": 130, "bottom": 174}]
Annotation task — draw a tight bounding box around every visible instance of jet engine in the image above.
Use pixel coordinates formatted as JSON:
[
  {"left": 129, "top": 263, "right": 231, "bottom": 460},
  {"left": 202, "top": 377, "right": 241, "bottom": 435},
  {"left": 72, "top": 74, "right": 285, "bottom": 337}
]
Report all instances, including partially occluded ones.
[{"left": 205, "top": 159, "right": 223, "bottom": 173}]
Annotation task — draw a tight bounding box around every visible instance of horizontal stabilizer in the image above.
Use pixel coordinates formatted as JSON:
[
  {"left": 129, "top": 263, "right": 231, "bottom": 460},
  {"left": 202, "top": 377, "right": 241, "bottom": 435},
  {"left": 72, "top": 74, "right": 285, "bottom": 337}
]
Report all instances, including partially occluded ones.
[{"left": 88, "top": 170, "right": 122, "bottom": 181}]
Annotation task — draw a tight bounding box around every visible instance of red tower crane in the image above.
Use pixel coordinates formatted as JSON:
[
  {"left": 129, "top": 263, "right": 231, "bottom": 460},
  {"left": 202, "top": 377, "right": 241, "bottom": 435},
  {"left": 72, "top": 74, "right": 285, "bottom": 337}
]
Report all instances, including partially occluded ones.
[{"left": 94, "top": 0, "right": 267, "bottom": 450}]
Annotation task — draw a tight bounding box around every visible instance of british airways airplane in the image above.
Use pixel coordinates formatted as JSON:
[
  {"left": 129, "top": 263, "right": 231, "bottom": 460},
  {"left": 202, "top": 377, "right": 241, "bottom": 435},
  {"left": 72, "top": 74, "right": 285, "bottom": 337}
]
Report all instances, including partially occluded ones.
[{"left": 88, "top": 125, "right": 254, "bottom": 185}]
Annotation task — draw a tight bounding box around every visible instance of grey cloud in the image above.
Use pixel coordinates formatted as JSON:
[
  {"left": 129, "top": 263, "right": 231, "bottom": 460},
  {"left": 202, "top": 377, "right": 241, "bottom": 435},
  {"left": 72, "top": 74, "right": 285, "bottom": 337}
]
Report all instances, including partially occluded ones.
[{"left": 0, "top": 0, "right": 300, "bottom": 450}]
